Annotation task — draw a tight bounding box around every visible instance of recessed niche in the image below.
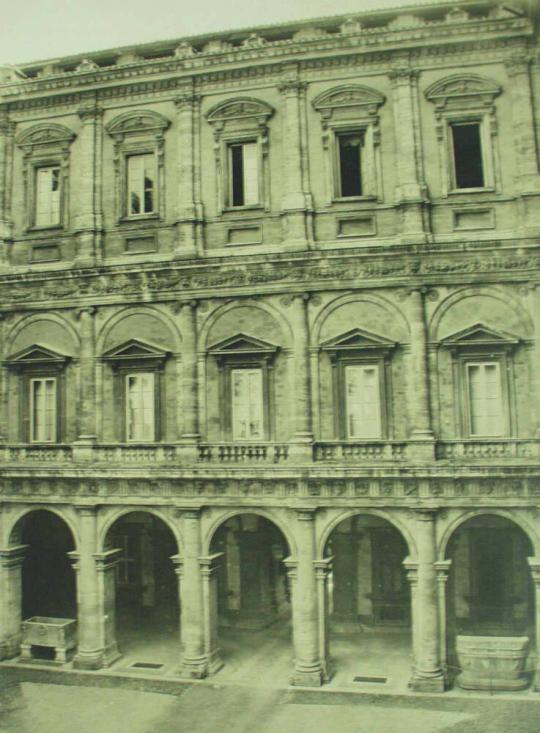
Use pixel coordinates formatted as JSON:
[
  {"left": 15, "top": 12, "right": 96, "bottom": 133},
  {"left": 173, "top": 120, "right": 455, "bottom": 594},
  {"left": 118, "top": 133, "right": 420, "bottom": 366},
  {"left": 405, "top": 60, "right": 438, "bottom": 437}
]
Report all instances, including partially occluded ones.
[
  {"left": 227, "top": 226, "right": 262, "bottom": 245},
  {"left": 337, "top": 216, "right": 376, "bottom": 238},
  {"left": 30, "top": 244, "right": 60, "bottom": 262},
  {"left": 453, "top": 208, "right": 494, "bottom": 231},
  {"left": 125, "top": 236, "right": 157, "bottom": 254}
]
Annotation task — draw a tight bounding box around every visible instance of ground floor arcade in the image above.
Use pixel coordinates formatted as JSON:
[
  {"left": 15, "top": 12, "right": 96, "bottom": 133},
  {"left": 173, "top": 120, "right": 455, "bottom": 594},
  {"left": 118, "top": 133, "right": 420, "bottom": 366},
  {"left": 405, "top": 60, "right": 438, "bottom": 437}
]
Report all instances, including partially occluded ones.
[{"left": 0, "top": 502, "right": 539, "bottom": 692}]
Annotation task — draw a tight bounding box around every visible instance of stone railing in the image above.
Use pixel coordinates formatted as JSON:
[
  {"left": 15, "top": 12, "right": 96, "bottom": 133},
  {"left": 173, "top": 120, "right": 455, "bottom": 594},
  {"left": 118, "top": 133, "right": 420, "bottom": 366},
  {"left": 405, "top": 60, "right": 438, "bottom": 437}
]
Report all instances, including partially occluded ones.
[
  {"left": 313, "top": 441, "right": 408, "bottom": 462},
  {"left": 435, "top": 439, "right": 540, "bottom": 460},
  {"left": 3, "top": 444, "right": 74, "bottom": 463},
  {"left": 89, "top": 444, "right": 179, "bottom": 463},
  {"left": 197, "top": 443, "right": 290, "bottom": 463}
]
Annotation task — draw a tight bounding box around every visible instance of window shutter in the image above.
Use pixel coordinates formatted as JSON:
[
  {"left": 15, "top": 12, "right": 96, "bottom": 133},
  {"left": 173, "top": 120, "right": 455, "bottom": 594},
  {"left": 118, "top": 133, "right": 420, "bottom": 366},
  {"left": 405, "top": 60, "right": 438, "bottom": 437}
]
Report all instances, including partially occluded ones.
[
  {"left": 345, "top": 365, "right": 381, "bottom": 439},
  {"left": 31, "top": 378, "right": 57, "bottom": 442},
  {"left": 126, "top": 373, "right": 155, "bottom": 441},
  {"left": 468, "top": 362, "right": 503, "bottom": 436},
  {"left": 242, "top": 142, "right": 259, "bottom": 205},
  {"left": 232, "top": 368, "right": 263, "bottom": 440}
]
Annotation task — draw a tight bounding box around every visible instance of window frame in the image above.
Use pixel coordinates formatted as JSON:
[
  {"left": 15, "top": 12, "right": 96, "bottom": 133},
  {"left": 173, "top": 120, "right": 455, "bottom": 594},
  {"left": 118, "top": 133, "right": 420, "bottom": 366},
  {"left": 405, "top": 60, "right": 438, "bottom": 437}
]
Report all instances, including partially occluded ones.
[
  {"left": 312, "top": 85, "right": 385, "bottom": 205},
  {"left": 29, "top": 376, "right": 58, "bottom": 443},
  {"left": 105, "top": 110, "right": 170, "bottom": 224},
  {"left": 124, "top": 370, "right": 157, "bottom": 443},
  {"left": 226, "top": 137, "right": 262, "bottom": 209},
  {"left": 205, "top": 98, "right": 274, "bottom": 215},
  {"left": 102, "top": 339, "right": 170, "bottom": 443},
  {"left": 343, "top": 362, "right": 384, "bottom": 440},
  {"left": 230, "top": 366, "right": 266, "bottom": 442},
  {"left": 457, "top": 353, "right": 511, "bottom": 438},
  {"left": 125, "top": 152, "right": 158, "bottom": 219},
  {"left": 446, "top": 114, "right": 494, "bottom": 193},
  {"left": 15, "top": 123, "right": 76, "bottom": 233}
]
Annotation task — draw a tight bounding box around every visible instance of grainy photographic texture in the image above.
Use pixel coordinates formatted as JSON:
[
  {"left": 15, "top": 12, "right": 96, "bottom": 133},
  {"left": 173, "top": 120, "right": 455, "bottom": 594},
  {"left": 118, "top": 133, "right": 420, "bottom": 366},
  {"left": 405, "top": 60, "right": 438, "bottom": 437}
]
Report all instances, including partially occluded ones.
[{"left": 0, "top": 1, "right": 540, "bottom": 731}]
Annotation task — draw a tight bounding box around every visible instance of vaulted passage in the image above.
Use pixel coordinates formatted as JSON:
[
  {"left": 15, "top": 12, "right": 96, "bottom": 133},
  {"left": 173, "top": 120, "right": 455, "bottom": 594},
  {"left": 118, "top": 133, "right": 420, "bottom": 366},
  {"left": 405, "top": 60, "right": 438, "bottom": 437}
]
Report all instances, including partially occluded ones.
[
  {"left": 210, "top": 514, "right": 292, "bottom": 678},
  {"left": 105, "top": 512, "right": 179, "bottom": 666},
  {"left": 324, "top": 515, "right": 412, "bottom": 687},
  {"left": 445, "top": 515, "right": 535, "bottom": 690},
  {"left": 18, "top": 510, "right": 76, "bottom": 620}
]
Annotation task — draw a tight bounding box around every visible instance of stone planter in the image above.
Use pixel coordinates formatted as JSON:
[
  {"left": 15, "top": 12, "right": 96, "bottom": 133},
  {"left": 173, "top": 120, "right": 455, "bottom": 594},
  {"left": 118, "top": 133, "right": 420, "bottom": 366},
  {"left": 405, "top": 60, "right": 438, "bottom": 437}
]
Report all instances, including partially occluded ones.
[
  {"left": 456, "top": 635, "right": 530, "bottom": 691},
  {"left": 20, "top": 616, "right": 77, "bottom": 664}
]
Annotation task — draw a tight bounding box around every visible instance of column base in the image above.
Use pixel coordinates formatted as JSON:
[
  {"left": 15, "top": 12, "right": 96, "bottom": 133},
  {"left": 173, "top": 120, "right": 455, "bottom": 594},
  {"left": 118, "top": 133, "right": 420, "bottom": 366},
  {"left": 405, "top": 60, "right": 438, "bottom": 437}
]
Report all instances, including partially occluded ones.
[
  {"left": 179, "top": 654, "right": 210, "bottom": 679},
  {"left": 290, "top": 664, "right": 324, "bottom": 687},
  {"left": 408, "top": 672, "right": 446, "bottom": 693},
  {"left": 0, "top": 634, "right": 21, "bottom": 660},
  {"left": 74, "top": 642, "right": 121, "bottom": 670}
]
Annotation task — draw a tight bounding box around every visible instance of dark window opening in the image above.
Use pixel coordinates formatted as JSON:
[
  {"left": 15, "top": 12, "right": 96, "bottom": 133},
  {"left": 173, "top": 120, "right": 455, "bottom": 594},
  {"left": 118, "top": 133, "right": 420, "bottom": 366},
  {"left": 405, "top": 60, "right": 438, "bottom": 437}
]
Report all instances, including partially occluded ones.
[
  {"left": 231, "top": 144, "right": 244, "bottom": 206},
  {"left": 338, "top": 132, "right": 363, "bottom": 197},
  {"left": 451, "top": 123, "right": 484, "bottom": 189}
]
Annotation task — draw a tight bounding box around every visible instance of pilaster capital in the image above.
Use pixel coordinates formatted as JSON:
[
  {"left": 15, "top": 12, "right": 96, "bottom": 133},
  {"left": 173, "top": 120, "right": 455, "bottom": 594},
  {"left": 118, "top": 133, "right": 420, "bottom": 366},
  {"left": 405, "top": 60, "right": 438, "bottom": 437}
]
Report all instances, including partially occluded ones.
[
  {"left": 174, "top": 92, "right": 201, "bottom": 109},
  {"left": 504, "top": 54, "right": 532, "bottom": 77},
  {"left": 434, "top": 559, "right": 452, "bottom": 581},
  {"left": 314, "top": 556, "right": 332, "bottom": 579},
  {"left": 403, "top": 557, "right": 418, "bottom": 585},
  {"left": 174, "top": 505, "right": 203, "bottom": 520},
  {"left": 528, "top": 557, "right": 540, "bottom": 585},
  {"left": 278, "top": 80, "right": 308, "bottom": 96},
  {"left": 93, "top": 548, "right": 122, "bottom": 571},
  {"left": 199, "top": 552, "right": 223, "bottom": 576},
  {"left": 0, "top": 111, "right": 15, "bottom": 135},
  {"left": 73, "top": 504, "right": 98, "bottom": 517},
  {"left": 78, "top": 104, "right": 103, "bottom": 122},
  {"left": 411, "top": 506, "right": 438, "bottom": 521},
  {"left": 294, "top": 507, "right": 317, "bottom": 522},
  {"left": 77, "top": 306, "right": 97, "bottom": 320},
  {"left": 388, "top": 67, "right": 419, "bottom": 86}
]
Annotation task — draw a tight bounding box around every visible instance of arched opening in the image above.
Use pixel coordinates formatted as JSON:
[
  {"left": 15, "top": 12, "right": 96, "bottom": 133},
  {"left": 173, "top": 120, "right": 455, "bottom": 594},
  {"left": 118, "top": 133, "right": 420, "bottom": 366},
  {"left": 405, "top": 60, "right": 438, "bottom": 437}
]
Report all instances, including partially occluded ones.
[
  {"left": 324, "top": 514, "right": 412, "bottom": 690},
  {"left": 105, "top": 512, "right": 179, "bottom": 669},
  {"left": 13, "top": 510, "right": 76, "bottom": 662},
  {"left": 210, "top": 513, "right": 292, "bottom": 680},
  {"left": 445, "top": 514, "right": 535, "bottom": 690}
]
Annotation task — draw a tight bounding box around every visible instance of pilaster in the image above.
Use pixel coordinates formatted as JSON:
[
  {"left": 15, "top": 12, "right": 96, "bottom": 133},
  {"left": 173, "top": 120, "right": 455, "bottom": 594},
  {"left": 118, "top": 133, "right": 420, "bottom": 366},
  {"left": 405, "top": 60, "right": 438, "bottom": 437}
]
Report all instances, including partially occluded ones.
[
  {"left": 278, "top": 74, "right": 313, "bottom": 251},
  {"left": 529, "top": 285, "right": 540, "bottom": 437},
  {"left": 174, "top": 89, "right": 203, "bottom": 258},
  {"left": 408, "top": 509, "right": 445, "bottom": 692},
  {"left": 90, "top": 548, "right": 122, "bottom": 667},
  {"left": 176, "top": 301, "right": 200, "bottom": 461},
  {"left": 527, "top": 558, "right": 540, "bottom": 691},
  {"left": 0, "top": 545, "right": 26, "bottom": 659},
  {"left": 389, "top": 68, "right": 429, "bottom": 243},
  {"left": 199, "top": 552, "right": 224, "bottom": 675},
  {"left": 284, "top": 294, "right": 313, "bottom": 461},
  {"left": 287, "top": 509, "right": 324, "bottom": 687},
  {"left": 73, "top": 308, "right": 97, "bottom": 459},
  {"left": 74, "top": 103, "right": 104, "bottom": 266},
  {"left": 0, "top": 112, "right": 15, "bottom": 267},
  {"left": 405, "top": 288, "right": 435, "bottom": 460},
  {"left": 435, "top": 559, "right": 452, "bottom": 682},
  {"left": 314, "top": 557, "right": 333, "bottom": 681}
]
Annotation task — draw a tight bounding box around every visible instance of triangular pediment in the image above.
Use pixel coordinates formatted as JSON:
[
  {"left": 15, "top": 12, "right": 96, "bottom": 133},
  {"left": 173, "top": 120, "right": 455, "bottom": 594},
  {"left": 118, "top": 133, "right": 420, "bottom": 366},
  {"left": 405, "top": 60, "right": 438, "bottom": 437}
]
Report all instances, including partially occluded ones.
[
  {"left": 208, "top": 333, "right": 278, "bottom": 355},
  {"left": 5, "top": 344, "right": 70, "bottom": 367},
  {"left": 321, "top": 328, "right": 396, "bottom": 351},
  {"left": 440, "top": 323, "right": 520, "bottom": 348},
  {"left": 102, "top": 338, "right": 169, "bottom": 361}
]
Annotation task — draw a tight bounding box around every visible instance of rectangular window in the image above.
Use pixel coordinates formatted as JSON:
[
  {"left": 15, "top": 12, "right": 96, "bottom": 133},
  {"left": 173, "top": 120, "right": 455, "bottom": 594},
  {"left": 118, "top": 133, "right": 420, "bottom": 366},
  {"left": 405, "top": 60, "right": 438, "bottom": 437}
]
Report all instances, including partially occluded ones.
[
  {"left": 337, "top": 132, "right": 363, "bottom": 197},
  {"left": 467, "top": 362, "right": 504, "bottom": 436},
  {"left": 127, "top": 154, "right": 155, "bottom": 216},
  {"left": 126, "top": 372, "right": 155, "bottom": 442},
  {"left": 30, "top": 377, "right": 57, "bottom": 443},
  {"left": 229, "top": 142, "right": 259, "bottom": 206},
  {"left": 345, "top": 364, "right": 382, "bottom": 439},
  {"left": 231, "top": 368, "right": 263, "bottom": 441},
  {"left": 451, "top": 123, "right": 485, "bottom": 189},
  {"left": 35, "top": 166, "right": 61, "bottom": 227}
]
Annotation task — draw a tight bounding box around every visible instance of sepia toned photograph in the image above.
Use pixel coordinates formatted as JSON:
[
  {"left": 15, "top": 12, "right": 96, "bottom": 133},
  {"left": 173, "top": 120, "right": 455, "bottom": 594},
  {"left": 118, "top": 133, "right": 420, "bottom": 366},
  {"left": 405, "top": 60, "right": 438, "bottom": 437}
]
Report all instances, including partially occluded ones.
[{"left": 0, "top": 0, "right": 539, "bottom": 730}]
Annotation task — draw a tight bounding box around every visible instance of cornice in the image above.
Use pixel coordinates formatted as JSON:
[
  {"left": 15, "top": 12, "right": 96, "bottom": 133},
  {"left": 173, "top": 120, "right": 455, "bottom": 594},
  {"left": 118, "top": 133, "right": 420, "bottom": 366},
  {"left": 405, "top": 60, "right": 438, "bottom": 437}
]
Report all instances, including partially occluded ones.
[{"left": 0, "top": 16, "right": 533, "bottom": 111}]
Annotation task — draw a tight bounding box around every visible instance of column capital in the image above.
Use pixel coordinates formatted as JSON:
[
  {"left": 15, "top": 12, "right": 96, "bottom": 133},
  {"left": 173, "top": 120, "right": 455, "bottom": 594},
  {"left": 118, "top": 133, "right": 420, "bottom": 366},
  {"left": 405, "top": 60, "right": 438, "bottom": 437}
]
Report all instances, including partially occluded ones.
[
  {"left": 199, "top": 552, "right": 223, "bottom": 576},
  {"left": 434, "top": 559, "right": 452, "bottom": 581},
  {"left": 77, "top": 306, "right": 97, "bottom": 320},
  {"left": 528, "top": 557, "right": 540, "bottom": 584},
  {"left": 174, "top": 505, "right": 203, "bottom": 519},
  {"left": 411, "top": 506, "right": 438, "bottom": 521},
  {"left": 73, "top": 504, "right": 98, "bottom": 516},
  {"left": 294, "top": 507, "right": 317, "bottom": 522},
  {"left": 314, "top": 556, "right": 332, "bottom": 579},
  {"left": 93, "top": 549, "right": 122, "bottom": 571}
]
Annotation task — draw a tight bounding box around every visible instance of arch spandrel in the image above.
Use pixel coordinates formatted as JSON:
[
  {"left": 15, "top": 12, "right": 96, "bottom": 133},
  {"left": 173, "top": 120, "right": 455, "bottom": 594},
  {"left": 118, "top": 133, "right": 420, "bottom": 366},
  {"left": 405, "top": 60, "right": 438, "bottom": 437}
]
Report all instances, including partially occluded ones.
[
  {"left": 200, "top": 300, "right": 292, "bottom": 351},
  {"left": 6, "top": 314, "right": 80, "bottom": 357},
  {"left": 7, "top": 506, "right": 79, "bottom": 551},
  {"left": 202, "top": 507, "right": 296, "bottom": 559},
  {"left": 97, "top": 306, "right": 181, "bottom": 355}
]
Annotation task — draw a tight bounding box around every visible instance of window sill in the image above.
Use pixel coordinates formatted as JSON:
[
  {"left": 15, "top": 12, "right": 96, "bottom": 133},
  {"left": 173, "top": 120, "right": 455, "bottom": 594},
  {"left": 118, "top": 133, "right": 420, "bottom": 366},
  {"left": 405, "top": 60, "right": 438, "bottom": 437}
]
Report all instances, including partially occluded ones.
[
  {"left": 332, "top": 195, "right": 377, "bottom": 204},
  {"left": 222, "top": 204, "right": 264, "bottom": 213},
  {"left": 27, "top": 225, "right": 64, "bottom": 234},
  {"left": 448, "top": 187, "right": 495, "bottom": 195},
  {"left": 119, "top": 214, "right": 160, "bottom": 224}
]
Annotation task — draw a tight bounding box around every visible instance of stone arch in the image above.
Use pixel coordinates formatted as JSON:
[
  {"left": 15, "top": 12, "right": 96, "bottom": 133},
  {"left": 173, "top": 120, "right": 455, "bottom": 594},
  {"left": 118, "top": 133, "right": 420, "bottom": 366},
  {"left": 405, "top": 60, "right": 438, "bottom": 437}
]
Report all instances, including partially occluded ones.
[
  {"left": 318, "top": 508, "right": 416, "bottom": 561},
  {"left": 203, "top": 507, "right": 296, "bottom": 559},
  {"left": 15, "top": 123, "right": 76, "bottom": 148},
  {"left": 428, "top": 286, "right": 533, "bottom": 342},
  {"left": 8, "top": 506, "right": 79, "bottom": 550},
  {"left": 205, "top": 97, "right": 274, "bottom": 125},
  {"left": 438, "top": 508, "right": 539, "bottom": 561},
  {"left": 98, "top": 506, "right": 182, "bottom": 554},
  {"left": 105, "top": 109, "right": 170, "bottom": 138},
  {"left": 312, "top": 292, "right": 410, "bottom": 346},
  {"left": 97, "top": 305, "right": 182, "bottom": 355},
  {"left": 6, "top": 312, "right": 80, "bottom": 357},
  {"left": 199, "top": 299, "right": 293, "bottom": 350}
]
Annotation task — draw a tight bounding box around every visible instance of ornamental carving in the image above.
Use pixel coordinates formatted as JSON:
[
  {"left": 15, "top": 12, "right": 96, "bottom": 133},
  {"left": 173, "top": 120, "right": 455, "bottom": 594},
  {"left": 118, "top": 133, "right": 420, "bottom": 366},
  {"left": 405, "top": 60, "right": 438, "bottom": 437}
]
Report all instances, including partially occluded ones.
[
  {"left": 15, "top": 123, "right": 76, "bottom": 151},
  {"left": 424, "top": 74, "right": 501, "bottom": 109},
  {"left": 312, "top": 84, "right": 385, "bottom": 117},
  {"left": 105, "top": 110, "right": 170, "bottom": 141},
  {"left": 205, "top": 97, "right": 274, "bottom": 126}
]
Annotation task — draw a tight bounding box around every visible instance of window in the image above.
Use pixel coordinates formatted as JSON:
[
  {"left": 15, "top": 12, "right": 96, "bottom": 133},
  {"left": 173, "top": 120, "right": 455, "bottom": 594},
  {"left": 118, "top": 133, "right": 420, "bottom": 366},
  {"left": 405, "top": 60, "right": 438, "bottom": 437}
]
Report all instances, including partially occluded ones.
[
  {"left": 102, "top": 339, "right": 170, "bottom": 443},
  {"left": 126, "top": 154, "right": 155, "bottom": 216},
  {"left": 205, "top": 98, "right": 274, "bottom": 213},
  {"left": 15, "top": 123, "right": 76, "bottom": 232},
  {"left": 105, "top": 110, "right": 170, "bottom": 222},
  {"left": 229, "top": 142, "right": 259, "bottom": 207},
  {"left": 337, "top": 132, "right": 363, "bottom": 197},
  {"left": 345, "top": 364, "right": 382, "bottom": 439},
  {"left": 30, "top": 377, "right": 57, "bottom": 443},
  {"left": 115, "top": 534, "right": 138, "bottom": 584},
  {"left": 126, "top": 372, "right": 155, "bottom": 442},
  {"left": 450, "top": 123, "right": 484, "bottom": 189},
  {"left": 321, "top": 328, "right": 397, "bottom": 441},
  {"left": 312, "top": 85, "right": 385, "bottom": 203},
  {"left": 231, "top": 368, "right": 263, "bottom": 440},
  {"left": 466, "top": 362, "right": 504, "bottom": 437},
  {"left": 35, "top": 166, "right": 61, "bottom": 227},
  {"left": 425, "top": 74, "right": 502, "bottom": 196}
]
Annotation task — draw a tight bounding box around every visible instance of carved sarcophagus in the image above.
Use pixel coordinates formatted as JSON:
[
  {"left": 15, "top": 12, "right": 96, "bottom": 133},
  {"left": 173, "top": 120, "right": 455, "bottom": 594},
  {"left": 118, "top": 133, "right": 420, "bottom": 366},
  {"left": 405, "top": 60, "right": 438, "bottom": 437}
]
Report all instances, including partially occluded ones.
[
  {"left": 20, "top": 616, "right": 77, "bottom": 664},
  {"left": 456, "top": 635, "right": 530, "bottom": 691}
]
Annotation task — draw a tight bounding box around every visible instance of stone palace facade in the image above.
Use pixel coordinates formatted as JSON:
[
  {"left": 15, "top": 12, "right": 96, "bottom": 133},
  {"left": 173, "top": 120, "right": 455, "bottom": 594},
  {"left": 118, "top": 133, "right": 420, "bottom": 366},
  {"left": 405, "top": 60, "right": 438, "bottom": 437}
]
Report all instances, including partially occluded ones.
[{"left": 0, "top": 0, "right": 539, "bottom": 693}]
